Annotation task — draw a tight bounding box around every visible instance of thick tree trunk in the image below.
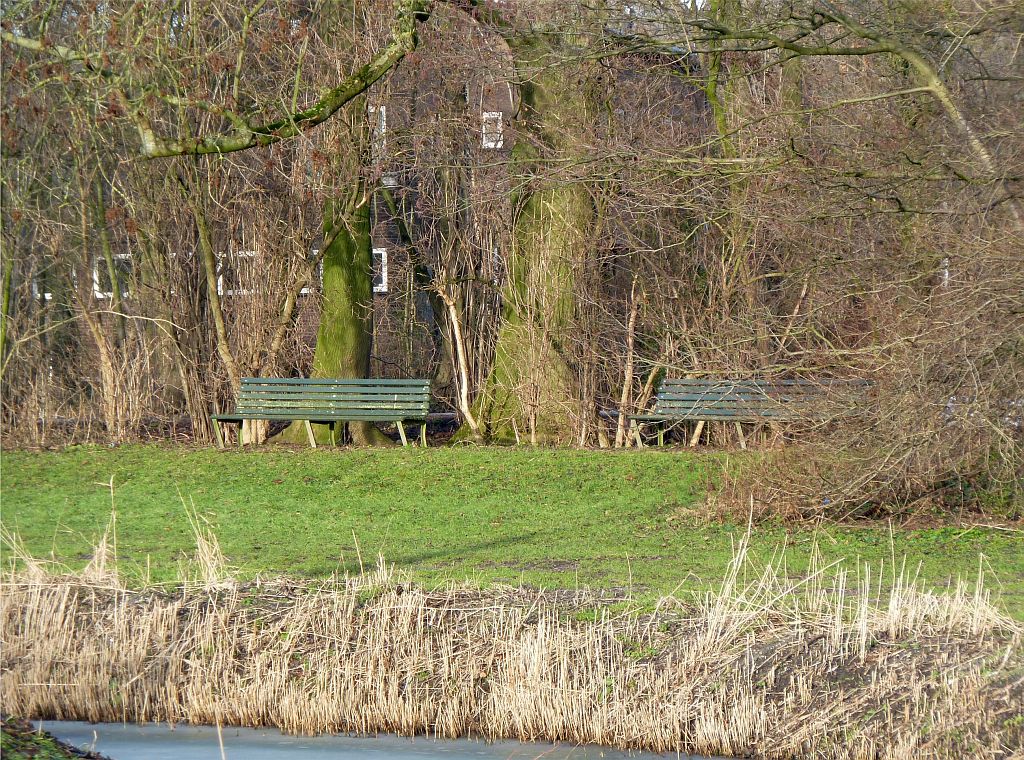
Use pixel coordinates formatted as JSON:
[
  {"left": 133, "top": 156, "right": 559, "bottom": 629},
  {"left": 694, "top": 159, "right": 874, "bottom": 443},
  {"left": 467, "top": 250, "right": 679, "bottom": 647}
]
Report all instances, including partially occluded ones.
[
  {"left": 314, "top": 195, "right": 390, "bottom": 445},
  {"left": 279, "top": 187, "right": 391, "bottom": 446},
  {"left": 476, "top": 35, "right": 596, "bottom": 444}
]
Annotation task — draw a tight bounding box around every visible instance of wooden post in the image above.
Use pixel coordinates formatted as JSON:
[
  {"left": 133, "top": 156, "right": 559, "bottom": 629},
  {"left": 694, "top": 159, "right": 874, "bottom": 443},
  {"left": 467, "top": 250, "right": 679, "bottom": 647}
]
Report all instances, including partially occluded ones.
[
  {"left": 396, "top": 420, "right": 408, "bottom": 447},
  {"left": 304, "top": 420, "right": 317, "bottom": 449},
  {"left": 420, "top": 423, "right": 427, "bottom": 447},
  {"left": 688, "top": 420, "right": 705, "bottom": 448}
]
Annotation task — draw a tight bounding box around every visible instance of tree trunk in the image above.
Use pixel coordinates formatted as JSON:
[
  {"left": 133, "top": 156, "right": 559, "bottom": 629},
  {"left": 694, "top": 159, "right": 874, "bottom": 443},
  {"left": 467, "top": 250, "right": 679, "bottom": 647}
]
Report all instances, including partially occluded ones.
[
  {"left": 279, "top": 186, "right": 391, "bottom": 446},
  {"left": 476, "top": 35, "right": 596, "bottom": 444}
]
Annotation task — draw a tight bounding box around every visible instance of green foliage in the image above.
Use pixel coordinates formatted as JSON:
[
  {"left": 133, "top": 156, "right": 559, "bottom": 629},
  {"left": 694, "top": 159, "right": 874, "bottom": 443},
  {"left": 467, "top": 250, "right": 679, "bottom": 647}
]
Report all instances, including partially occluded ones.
[{"left": 3, "top": 445, "right": 1023, "bottom": 618}]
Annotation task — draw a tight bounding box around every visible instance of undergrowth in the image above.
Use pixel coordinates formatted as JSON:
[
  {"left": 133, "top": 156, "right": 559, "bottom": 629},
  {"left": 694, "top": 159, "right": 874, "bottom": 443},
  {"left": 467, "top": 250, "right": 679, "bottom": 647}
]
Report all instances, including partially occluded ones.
[{"left": 1, "top": 519, "right": 1021, "bottom": 759}]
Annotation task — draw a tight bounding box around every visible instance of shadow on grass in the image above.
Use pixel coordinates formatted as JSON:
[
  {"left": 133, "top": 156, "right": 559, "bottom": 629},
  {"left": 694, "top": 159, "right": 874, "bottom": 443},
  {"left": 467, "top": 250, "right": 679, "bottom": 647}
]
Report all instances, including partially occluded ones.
[{"left": 339, "top": 530, "right": 543, "bottom": 575}]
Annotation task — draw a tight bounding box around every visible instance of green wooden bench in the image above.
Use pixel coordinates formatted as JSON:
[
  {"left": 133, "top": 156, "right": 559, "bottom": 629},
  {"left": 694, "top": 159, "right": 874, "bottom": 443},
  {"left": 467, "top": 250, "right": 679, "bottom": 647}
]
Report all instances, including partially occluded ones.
[
  {"left": 211, "top": 377, "right": 430, "bottom": 449},
  {"left": 630, "top": 378, "right": 865, "bottom": 448}
]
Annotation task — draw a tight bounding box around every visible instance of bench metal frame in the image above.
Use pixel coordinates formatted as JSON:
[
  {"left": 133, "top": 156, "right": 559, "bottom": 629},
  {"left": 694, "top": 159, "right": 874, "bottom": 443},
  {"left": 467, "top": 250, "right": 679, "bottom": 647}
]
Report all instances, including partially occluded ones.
[{"left": 211, "top": 377, "right": 430, "bottom": 449}]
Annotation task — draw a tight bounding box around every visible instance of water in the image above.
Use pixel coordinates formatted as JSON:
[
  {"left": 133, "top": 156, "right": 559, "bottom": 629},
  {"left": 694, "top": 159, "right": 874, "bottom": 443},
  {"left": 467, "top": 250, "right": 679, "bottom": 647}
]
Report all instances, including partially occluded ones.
[{"left": 40, "top": 721, "right": 716, "bottom": 760}]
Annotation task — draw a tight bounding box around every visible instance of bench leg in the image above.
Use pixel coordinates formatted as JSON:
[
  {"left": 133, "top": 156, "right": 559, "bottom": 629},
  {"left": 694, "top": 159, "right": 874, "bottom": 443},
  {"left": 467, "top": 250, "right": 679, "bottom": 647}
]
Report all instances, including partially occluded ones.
[
  {"left": 329, "top": 422, "right": 336, "bottom": 447},
  {"left": 305, "top": 420, "right": 317, "bottom": 449},
  {"left": 631, "top": 419, "right": 644, "bottom": 448},
  {"left": 734, "top": 422, "right": 747, "bottom": 451},
  {"left": 657, "top": 424, "right": 665, "bottom": 447},
  {"left": 689, "top": 420, "right": 705, "bottom": 448},
  {"left": 420, "top": 423, "right": 427, "bottom": 447},
  {"left": 211, "top": 417, "right": 225, "bottom": 450},
  {"left": 396, "top": 420, "right": 408, "bottom": 447}
]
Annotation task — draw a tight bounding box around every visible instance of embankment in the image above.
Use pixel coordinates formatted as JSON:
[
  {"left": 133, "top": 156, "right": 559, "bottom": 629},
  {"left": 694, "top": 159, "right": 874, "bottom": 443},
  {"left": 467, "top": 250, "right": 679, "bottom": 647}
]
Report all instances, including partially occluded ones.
[{"left": 2, "top": 548, "right": 1021, "bottom": 759}]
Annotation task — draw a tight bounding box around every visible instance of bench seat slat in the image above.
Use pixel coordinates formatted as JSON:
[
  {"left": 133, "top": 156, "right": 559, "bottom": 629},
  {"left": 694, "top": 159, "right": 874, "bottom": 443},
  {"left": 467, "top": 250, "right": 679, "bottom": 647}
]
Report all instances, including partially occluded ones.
[
  {"left": 235, "top": 409, "right": 428, "bottom": 416},
  {"left": 655, "top": 397, "right": 826, "bottom": 405},
  {"left": 651, "top": 410, "right": 819, "bottom": 419}
]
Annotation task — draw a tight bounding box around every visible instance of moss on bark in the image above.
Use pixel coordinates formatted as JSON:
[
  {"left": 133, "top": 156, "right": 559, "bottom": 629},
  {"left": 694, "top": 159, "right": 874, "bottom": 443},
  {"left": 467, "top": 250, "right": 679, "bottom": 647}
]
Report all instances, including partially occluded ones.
[{"left": 474, "top": 35, "right": 596, "bottom": 444}]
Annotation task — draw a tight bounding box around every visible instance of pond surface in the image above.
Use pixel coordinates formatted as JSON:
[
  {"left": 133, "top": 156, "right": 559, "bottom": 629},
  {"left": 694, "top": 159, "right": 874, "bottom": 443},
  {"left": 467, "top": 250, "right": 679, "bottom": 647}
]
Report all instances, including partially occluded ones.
[{"left": 40, "top": 721, "right": 718, "bottom": 760}]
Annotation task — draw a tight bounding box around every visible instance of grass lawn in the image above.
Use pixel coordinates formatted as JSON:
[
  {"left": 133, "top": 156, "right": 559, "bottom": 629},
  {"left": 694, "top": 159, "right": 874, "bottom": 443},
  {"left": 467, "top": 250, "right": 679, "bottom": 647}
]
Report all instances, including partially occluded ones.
[{"left": 3, "top": 444, "right": 1023, "bottom": 617}]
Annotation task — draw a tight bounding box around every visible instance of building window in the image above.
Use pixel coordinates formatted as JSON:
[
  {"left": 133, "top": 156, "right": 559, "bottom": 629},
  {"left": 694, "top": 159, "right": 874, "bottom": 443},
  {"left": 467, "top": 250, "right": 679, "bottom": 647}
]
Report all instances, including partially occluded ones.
[
  {"left": 217, "top": 250, "right": 258, "bottom": 296},
  {"left": 368, "top": 104, "right": 387, "bottom": 163},
  {"left": 372, "top": 247, "right": 388, "bottom": 294},
  {"left": 92, "top": 253, "right": 132, "bottom": 300},
  {"left": 300, "top": 252, "right": 323, "bottom": 295},
  {"left": 31, "top": 274, "right": 53, "bottom": 302},
  {"left": 482, "top": 111, "right": 504, "bottom": 149}
]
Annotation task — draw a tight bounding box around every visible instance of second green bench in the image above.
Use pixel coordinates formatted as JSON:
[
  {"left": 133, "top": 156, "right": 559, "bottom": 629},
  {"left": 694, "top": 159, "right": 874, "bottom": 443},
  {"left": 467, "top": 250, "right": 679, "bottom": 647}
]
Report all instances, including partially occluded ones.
[{"left": 630, "top": 378, "right": 864, "bottom": 447}]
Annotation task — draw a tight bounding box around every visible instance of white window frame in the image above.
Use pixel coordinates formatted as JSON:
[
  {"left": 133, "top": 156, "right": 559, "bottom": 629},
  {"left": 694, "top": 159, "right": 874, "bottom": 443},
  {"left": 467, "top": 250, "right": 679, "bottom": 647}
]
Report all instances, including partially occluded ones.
[
  {"left": 92, "top": 253, "right": 132, "bottom": 300},
  {"left": 482, "top": 111, "right": 504, "bottom": 149},
  {"left": 300, "top": 252, "right": 323, "bottom": 295},
  {"left": 372, "top": 247, "right": 388, "bottom": 294},
  {"left": 31, "top": 276, "right": 53, "bottom": 301},
  {"left": 217, "top": 249, "right": 258, "bottom": 296}
]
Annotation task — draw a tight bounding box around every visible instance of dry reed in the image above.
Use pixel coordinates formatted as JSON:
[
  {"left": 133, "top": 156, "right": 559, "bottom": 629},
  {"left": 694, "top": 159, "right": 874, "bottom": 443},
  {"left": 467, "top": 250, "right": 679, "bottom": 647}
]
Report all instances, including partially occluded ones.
[{"left": 1, "top": 525, "right": 1021, "bottom": 759}]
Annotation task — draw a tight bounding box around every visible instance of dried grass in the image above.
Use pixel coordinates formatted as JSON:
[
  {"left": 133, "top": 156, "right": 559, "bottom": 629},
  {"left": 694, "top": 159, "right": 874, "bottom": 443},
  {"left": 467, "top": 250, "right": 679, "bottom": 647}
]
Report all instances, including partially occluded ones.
[{"left": 1, "top": 525, "right": 1021, "bottom": 759}]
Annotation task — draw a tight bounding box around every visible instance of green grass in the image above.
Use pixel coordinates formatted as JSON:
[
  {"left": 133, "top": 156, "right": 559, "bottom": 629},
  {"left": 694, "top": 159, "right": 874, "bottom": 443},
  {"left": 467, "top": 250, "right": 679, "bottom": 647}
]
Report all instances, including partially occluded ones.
[
  {"left": 3, "top": 444, "right": 1023, "bottom": 617},
  {"left": 1, "top": 716, "right": 87, "bottom": 760}
]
